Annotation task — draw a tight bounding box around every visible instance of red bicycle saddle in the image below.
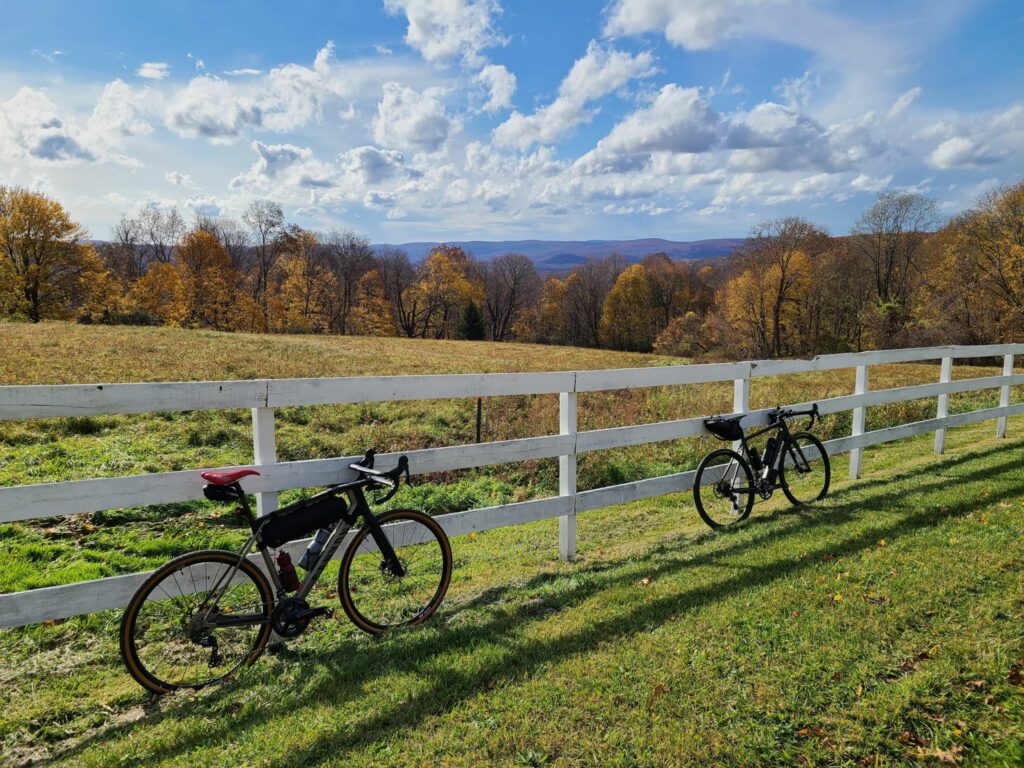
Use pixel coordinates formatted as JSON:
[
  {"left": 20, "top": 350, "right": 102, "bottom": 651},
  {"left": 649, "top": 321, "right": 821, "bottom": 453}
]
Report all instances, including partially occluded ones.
[{"left": 200, "top": 469, "right": 261, "bottom": 486}]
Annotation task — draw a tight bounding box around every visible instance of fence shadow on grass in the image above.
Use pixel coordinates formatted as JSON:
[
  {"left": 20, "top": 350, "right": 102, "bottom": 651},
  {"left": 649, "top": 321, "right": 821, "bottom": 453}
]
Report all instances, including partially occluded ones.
[{"left": 41, "top": 439, "right": 1024, "bottom": 766}]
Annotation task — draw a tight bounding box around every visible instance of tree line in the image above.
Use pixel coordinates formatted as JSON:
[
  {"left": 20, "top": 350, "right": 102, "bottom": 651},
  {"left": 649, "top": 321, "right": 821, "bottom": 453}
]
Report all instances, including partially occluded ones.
[{"left": 2, "top": 181, "right": 1023, "bottom": 359}]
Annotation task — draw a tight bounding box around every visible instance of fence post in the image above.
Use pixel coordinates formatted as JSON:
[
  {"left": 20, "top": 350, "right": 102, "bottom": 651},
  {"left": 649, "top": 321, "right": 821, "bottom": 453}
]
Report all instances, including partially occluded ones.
[
  {"left": 934, "top": 356, "right": 953, "bottom": 454},
  {"left": 997, "top": 353, "right": 1014, "bottom": 438},
  {"left": 850, "top": 365, "right": 869, "bottom": 479},
  {"left": 732, "top": 375, "right": 750, "bottom": 452},
  {"left": 251, "top": 407, "right": 278, "bottom": 516},
  {"left": 559, "top": 390, "right": 577, "bottom": 562}
]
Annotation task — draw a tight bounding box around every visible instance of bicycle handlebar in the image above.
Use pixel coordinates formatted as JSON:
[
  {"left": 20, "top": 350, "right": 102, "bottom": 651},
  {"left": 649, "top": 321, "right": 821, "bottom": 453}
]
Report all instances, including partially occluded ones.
[
  {"left": 348, "top": 452, "right": 412, "bottom": 503},
  {"left": 772, "top": 403, "right": 819, "bottom": 427}
]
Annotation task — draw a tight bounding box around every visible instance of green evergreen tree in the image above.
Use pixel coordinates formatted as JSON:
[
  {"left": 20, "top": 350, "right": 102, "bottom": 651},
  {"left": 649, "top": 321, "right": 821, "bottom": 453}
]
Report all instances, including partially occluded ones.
[{"left": 458, "top": 300, "right": 486, "bottom": 340}]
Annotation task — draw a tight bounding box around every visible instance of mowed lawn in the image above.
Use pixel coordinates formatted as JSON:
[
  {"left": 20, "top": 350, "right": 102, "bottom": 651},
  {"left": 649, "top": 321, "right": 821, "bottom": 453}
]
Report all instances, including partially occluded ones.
[{"left": 2, "top": 323, "right": 1024, "bottom": 766}]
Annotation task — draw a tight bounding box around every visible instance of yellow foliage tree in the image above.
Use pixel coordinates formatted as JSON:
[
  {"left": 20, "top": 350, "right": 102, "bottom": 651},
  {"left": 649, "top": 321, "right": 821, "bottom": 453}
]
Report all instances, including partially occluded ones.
[
  {"left": 0, "top": 186, "right": 115, "bottom": 321},
  {"left": 130, "top": 262, "right": 187, "bottom": 325},
  {"left": 721, "top": 250, "right": 812, "bottom": 358},
  {"left": 273, "top": 229, "right": 337, "bottom": 333},
  {"left": 415, "top": 245, "right": 483, "bottom": 338},
  {"left": 598, "top": 264, "right": 655, "bottom": 351},
  {"left": 350, "top": 269, "right": 397, "bottom": 336},
  {"left": 175, "top": 230, "right": 240, "bottom": 330}
]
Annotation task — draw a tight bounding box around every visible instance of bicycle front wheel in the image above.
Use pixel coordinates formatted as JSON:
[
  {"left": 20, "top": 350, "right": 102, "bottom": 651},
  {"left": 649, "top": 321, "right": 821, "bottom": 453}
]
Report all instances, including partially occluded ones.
[
  {"left": 693, "top": 449, "right": 755, "bottom": 530},
  {"left": 339, "top": 509, "right": 452, "bottom": 634},
  {"left": 119, "top": 550, "right": 273, "bottom": 694},
  {"left": 780, "top": 432, "right": 831, "bottom": 506}
]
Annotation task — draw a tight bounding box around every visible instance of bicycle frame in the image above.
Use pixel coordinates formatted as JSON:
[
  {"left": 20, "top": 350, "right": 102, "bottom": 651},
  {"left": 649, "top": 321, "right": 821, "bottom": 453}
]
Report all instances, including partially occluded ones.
[
  {"left": 197, "top": 479, "right": 404, "bottom": 624},
  {"left": 733, "top": 414, "right": 814, "bottom": 494}
]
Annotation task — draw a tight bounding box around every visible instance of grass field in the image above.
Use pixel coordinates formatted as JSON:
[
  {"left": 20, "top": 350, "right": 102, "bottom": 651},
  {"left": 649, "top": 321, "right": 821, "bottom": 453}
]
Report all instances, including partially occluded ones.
[{"left": 2, "top": 323, "right": 1024, "bottom": 766}]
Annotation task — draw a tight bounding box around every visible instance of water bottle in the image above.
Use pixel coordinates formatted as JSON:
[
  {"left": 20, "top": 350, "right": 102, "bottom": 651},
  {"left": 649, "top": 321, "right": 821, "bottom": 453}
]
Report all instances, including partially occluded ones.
[
  {"left": 298, "top": 528, "right": 331, "bottom": 571},
  {"left": 762, "top": 436, "right": 779, "bottom": 477},
  {"left": 276, "top": 551, "right": 301, "bottom": 592}
]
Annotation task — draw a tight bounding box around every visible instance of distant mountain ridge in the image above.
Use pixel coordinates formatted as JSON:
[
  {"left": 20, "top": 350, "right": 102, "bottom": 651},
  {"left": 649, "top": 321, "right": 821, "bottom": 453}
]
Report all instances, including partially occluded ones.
[{"left": 370, "top": 238, "right": 745, "bottom": 266}]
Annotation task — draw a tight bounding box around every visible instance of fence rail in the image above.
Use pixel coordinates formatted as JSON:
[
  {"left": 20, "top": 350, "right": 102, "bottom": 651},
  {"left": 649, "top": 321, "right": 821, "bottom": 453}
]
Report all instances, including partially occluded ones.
[{"left": 1, "top": 343, "right": 1022, "bottom": 629}]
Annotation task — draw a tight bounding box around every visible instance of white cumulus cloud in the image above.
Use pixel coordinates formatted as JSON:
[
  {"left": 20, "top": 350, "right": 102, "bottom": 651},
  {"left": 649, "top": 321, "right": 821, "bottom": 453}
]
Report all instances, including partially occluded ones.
[
  {"left": 383, "top": 0, "right": 505, "bottom": 66},
  {"left": 492, "top": 41, "right": 655, "bottom": 151},
  {"left": 476, "top": 63, "right": 516, "bottom": 112},
  {"left": 372, "top": 82, "right": 452, "bottom": 152}
]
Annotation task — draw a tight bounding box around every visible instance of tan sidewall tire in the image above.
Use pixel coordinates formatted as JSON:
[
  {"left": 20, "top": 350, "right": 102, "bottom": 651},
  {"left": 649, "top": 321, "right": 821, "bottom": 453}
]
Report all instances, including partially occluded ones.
[
  {"left": 119, "top": 549, "right": 274, "bottom": 694},
  {"left": 338, "top": 509, "right": 452, "bottom": 635}
]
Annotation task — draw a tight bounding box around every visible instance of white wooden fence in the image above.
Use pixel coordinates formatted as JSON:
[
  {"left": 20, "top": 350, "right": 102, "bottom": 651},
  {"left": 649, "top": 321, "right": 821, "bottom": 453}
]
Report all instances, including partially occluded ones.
[{"left": 1, "top": 342, "right": 1022, "bottom": 629}]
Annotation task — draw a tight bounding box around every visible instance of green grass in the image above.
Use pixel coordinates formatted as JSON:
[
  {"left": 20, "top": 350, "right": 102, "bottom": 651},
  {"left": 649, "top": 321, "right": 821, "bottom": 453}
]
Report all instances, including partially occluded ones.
[{"left": 3, "top": 417, "right": 1024, "bottom": 766}]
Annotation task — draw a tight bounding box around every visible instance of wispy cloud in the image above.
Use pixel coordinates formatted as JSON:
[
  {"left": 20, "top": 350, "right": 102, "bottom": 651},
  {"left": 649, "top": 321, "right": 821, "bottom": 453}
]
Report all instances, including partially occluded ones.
[{"left": 136, "top": 62, "right": 170, "bottom": 80}]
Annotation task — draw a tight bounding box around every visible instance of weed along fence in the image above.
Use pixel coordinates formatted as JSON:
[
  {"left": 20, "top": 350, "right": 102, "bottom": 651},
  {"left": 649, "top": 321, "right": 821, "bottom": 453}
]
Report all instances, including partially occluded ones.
[{"left": 2, "top": 342, "right": 1024, "bottom": 630}]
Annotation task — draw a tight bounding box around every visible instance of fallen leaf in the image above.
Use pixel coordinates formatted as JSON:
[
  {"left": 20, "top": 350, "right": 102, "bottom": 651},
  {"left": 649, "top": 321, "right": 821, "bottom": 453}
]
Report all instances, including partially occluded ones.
[
  {"left": 639, "top": 577, "right": 652, "bottom": 586},
  {"left": 916, "top": 745, "right": 964, "bottom": 764},
  {"left": 898, "top": 731, "right": 929, "bottom": 748},
  {"left": 1008, "top": 664, "right": 1024, "bottom": 686},
  {"left": 878, "top": 539, "right": 886, "bottom": 547},
  {"left": 791, "top": 610, "right": 800, "bottom": 619},
  {"left": 822, "top": 554, "right": 835, "bottom": 562},
  {"left": 831, "top": 593, "right": 843, "bottom": 604},
  {"left": 798, "top": 725, "right": 827, "bottom": 740},
  {"left": 647, "top": 682, "right": 669, "bottom": 708},
  {"left": 81, "top": 522, "right": 97, "bottom": 533},
  {"left": 855, "top": 685, "right": 863, "bottom": 697},
  {"left": 468, "top": 532, "right": 478, "bottom": 541}
]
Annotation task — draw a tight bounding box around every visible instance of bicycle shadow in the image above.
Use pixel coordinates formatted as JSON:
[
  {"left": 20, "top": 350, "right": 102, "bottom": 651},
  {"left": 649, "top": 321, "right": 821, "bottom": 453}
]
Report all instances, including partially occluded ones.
[{"left": 40, "top": 439, "right": 1024, "bottom": 766}]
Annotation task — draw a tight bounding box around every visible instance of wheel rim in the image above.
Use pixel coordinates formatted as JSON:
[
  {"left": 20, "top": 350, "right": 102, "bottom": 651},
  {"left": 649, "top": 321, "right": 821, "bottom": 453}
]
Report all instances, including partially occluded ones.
[
  {"left": 782, "top": 435, "right": 828, "bottom": 503},
  {"left": 698, "top": 456, "right": 753, "bottom": 527},
  {"left": 344, "top": 516, "right": 447, "bottom": 629},
  {"left": 130, "top": 558, "right": 268, "bottom": 689}
]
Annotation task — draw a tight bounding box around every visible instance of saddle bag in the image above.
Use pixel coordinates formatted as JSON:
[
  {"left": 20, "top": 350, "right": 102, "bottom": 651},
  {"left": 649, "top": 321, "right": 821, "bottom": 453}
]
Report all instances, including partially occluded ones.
[
  {"left": 259, "top": 491, "right": 348, "bottom": 549},
  {"left": 703, "top": 417, "right": 744, "bottom": 441}
]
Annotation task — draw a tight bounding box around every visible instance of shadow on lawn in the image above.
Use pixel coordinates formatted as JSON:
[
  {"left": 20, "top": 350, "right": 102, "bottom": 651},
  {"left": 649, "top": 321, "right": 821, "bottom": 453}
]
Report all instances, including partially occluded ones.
[{"left": 43, "top": 440, "right": 1024, "bottom": 766}]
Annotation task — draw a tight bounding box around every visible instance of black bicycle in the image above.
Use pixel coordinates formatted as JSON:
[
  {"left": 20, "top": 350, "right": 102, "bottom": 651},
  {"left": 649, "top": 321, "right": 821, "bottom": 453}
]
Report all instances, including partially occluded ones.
[
  {"left": 119, "top": 449, "right": 452, "bottom": 694},
  {"left": 693, "top": 405, "right": 830, "bottom": 530}
]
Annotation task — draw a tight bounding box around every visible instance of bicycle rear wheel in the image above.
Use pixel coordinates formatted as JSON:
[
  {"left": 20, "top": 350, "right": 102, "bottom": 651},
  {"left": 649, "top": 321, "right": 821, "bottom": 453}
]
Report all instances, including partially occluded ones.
[
  {"left": 339, "top": 509, "right": 452, "bottom": 634},
  {"left": 780, "top": 432, "right": 830, "bottom": 506},
  {"left": 119, "top": 550, "right": 273, "bottom": 694},
  {"left": 693, "top": 449, "right": 756, "bottom": 530}
]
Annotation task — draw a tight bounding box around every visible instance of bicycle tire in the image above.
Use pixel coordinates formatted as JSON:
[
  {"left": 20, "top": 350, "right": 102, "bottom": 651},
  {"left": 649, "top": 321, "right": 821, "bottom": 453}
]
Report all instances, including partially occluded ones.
[
  {"left": 338, "top": 509, "right": 452, "bottom": 634},
  {"left": 693, "top": 449, "right": 755, "bottom": 530},
  {"left": 780, "top": 432, "right": 830, "bottom": 506},
  {"left": 119, "top": 549, "right": 274, "bottom": 694}
]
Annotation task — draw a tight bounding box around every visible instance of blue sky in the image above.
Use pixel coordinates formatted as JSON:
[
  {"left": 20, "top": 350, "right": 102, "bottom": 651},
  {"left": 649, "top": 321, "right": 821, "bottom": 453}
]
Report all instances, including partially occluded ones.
[{"left": 0, "top": 0, "right": 1022, "bottom": 243}]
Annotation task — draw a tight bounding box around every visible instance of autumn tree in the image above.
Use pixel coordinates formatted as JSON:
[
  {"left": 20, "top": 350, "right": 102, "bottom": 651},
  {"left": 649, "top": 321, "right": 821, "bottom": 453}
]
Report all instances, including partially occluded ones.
[
  {"left": 377, "top": 247, "right": 429, "bottom": 337},
  {"left": 950, "top": 181, "right": 1024, "bottom": 338},
  {"left": 136, "top": 205, "right": 185, "bottom": 265},
  {"left": 174, "top": 229, "right": 240, "bottom": 330},
  {"left": 731, "top": 218, "right": 830, "bottom": 357},
  {"left": 321, "top": 228, "right": 374, "bottom": 334},
  {"left": 350, "top": 268, "right": 397, "bottom": 336},
  {"left": 415, "top": 244, "right": 482, "bottom": 339},
  {"left": 274, "top": 226, "right": 337, "bottom": 333},
  {"left": 535, "top": 275, "right": 569, "bottom": 344},
  {"left": 0, "top": 186, "right": 114, "bottom": 321},
  {"left": 850, "top": 191, "right": 940, "bottom": 319},
  {"left": 564, "top": 255, "right": 623, "bottom": 346},
  {"left": 481, "top": 253, "right": 541, "bottom": 341},
  {"left": 242, "top": 199, "right": 285, "bottom": 331},
  {"left": 599, "top": 264, "right": 655, "bottom": 351}
]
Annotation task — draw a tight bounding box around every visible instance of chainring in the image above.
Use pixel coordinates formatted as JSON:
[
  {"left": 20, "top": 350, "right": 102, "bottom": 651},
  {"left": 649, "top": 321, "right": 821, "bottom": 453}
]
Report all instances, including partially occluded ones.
[{"left": 270, "top": 596, "right": 311, "bottom": 638}]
